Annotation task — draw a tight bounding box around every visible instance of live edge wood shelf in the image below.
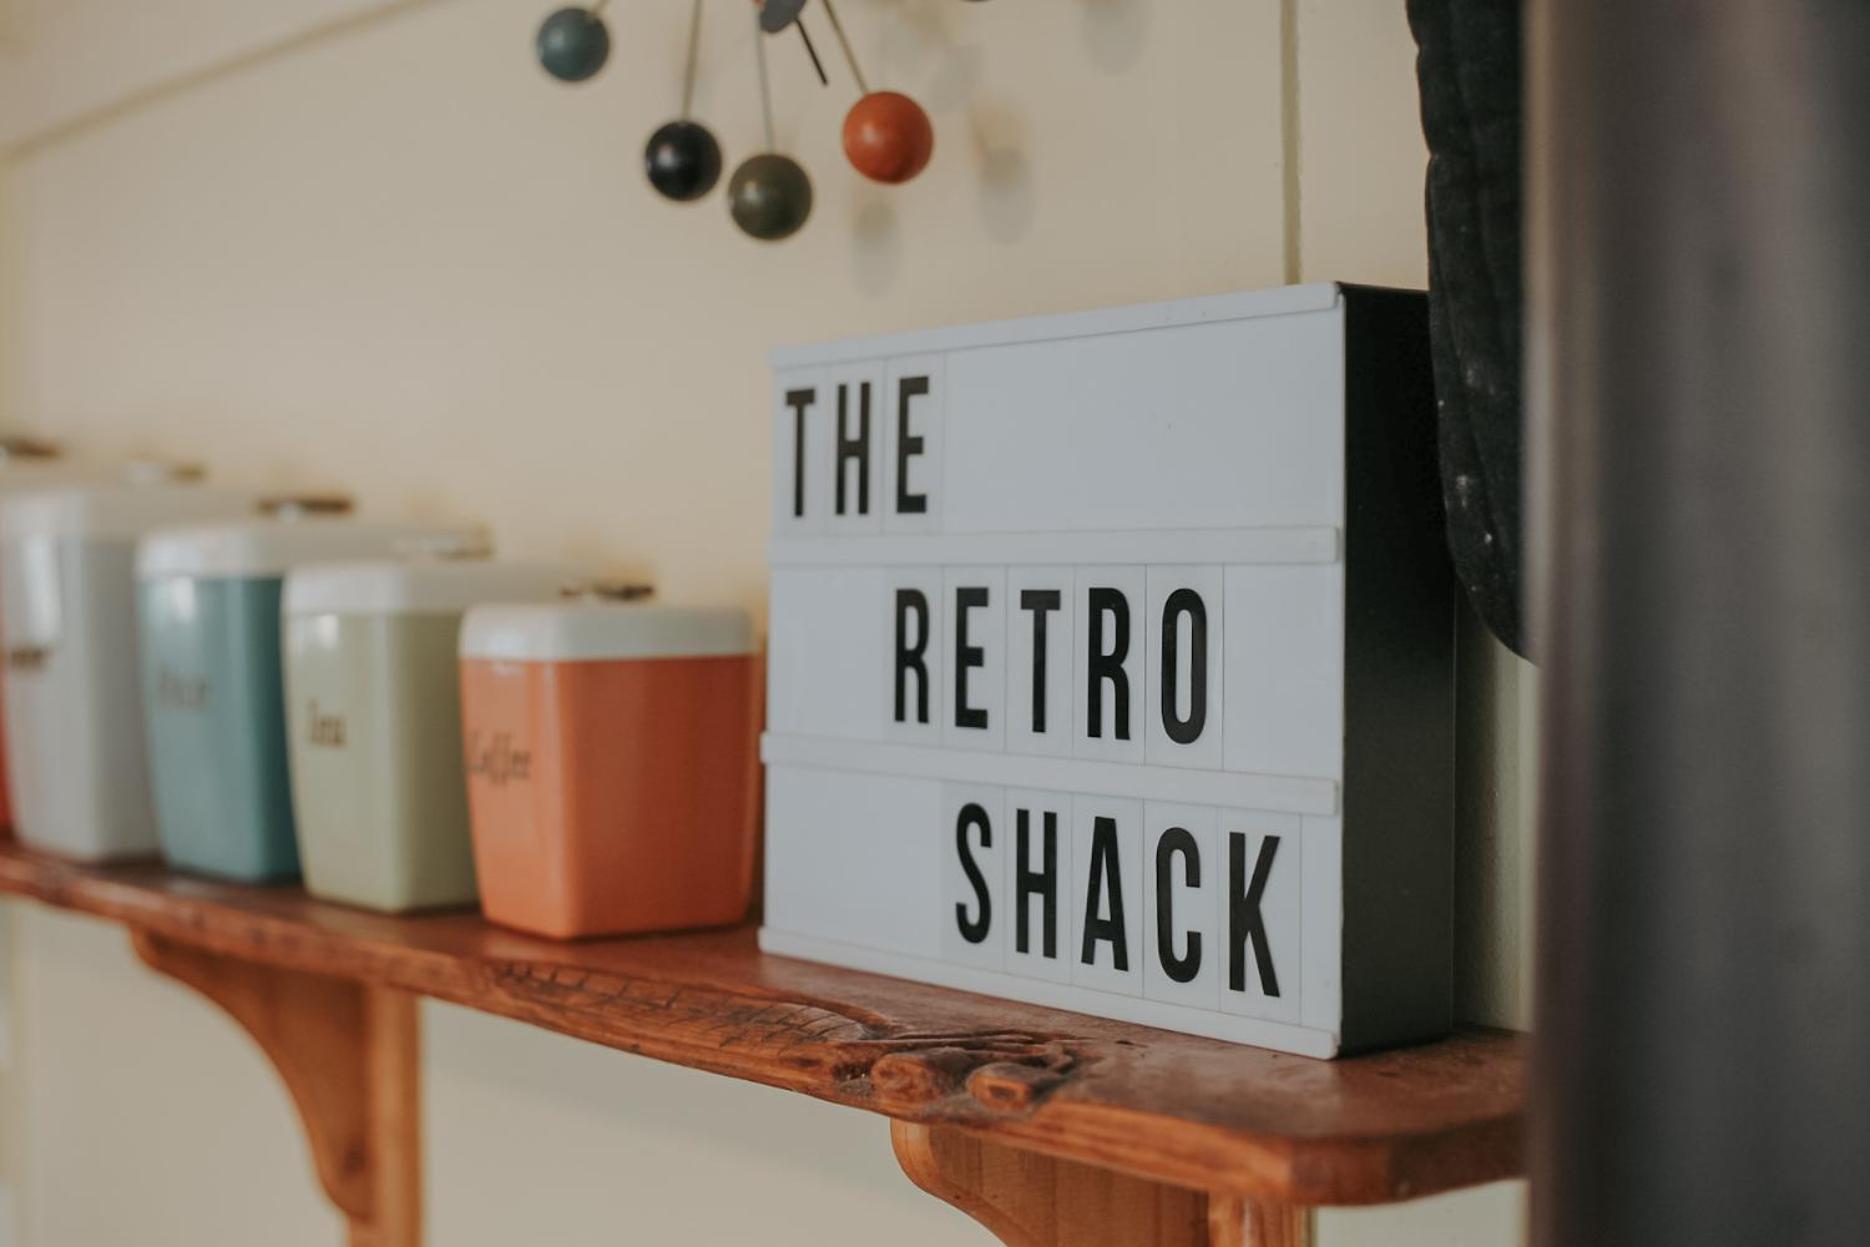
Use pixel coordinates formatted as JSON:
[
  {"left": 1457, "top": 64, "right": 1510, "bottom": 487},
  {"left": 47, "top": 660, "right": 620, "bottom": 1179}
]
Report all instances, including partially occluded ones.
[{"left": 0, "top": 842, "right": 1524, "bottom": 1247}]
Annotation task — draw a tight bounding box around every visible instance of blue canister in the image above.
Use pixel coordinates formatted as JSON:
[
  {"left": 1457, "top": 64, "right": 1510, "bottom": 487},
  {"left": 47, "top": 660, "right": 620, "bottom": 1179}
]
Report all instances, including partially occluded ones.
[{"left": 135, "top": 502, "right": 485, "bottom": 881}]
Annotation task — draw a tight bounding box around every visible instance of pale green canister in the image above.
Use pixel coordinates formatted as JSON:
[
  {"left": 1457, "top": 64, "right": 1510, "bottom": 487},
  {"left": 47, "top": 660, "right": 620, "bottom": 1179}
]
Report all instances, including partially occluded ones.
[{"left": 282, "top": 557, "right": 577, "bottom": 912}]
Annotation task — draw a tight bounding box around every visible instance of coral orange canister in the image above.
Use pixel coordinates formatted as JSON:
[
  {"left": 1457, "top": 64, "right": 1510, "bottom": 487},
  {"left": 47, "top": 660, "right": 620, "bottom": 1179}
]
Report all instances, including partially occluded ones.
[{"left": 458, "top": 598, "right": 759, "bottom": 939}]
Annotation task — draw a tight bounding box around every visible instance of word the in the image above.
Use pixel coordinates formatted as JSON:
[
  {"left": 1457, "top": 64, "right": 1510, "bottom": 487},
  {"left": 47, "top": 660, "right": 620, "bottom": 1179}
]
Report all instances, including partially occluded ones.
[{"left": 783, "top": 375, "right": 934, "bottom": 522}]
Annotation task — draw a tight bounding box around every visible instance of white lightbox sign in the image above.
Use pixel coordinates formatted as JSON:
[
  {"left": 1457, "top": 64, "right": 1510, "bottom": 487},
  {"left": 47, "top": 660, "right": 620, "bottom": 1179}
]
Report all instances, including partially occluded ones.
[{"left": 759, "top": 284, "right": 1453, "bottom": 1058}]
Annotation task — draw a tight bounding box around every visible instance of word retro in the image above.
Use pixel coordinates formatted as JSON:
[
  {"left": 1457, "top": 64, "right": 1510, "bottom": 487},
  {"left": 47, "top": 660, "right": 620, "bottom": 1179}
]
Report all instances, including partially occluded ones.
[
  {"left": 761, "top": 287, "right": 1455, "bottom": 1058},
  {"left": 889, "top": 575, "right": 1215, "bottom": 757}
]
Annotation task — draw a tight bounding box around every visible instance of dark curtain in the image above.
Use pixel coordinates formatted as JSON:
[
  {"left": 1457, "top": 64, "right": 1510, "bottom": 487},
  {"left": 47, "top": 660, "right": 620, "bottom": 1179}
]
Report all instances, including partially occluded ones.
[{"left": 1408, "top": 0, "right": 1526, "bottom": 658}]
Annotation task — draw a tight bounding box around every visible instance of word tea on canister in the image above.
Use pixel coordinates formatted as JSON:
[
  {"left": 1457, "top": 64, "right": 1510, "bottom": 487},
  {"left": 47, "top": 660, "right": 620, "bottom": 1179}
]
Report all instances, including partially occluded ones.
[
  {"left": 0, "top": 469, "right": 253, "bottom": 860},
  {"left": 136, "top": 506, "right": 487, "bottom": 882},
  {"left": 459, "top": 594, "right": 758, "bottom": 939},
  {"left": 282, "top": 557, "right": 580, "bottom": 913},
  {"left": 760, "top": 284, "right": 1454, "bottom": 1058}
]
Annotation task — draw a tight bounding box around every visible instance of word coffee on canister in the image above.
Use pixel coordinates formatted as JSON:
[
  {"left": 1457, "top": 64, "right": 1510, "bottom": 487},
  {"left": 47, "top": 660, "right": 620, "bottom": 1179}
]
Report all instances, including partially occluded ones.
[{"left": 760, "top": 284, "right": 1454, "bottom": 1058}]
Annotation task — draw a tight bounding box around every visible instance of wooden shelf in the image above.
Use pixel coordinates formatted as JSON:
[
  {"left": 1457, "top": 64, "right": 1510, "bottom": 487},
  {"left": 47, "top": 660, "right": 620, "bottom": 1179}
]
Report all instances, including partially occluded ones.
[{"left": 0, "top": 841, "right": 1524, "bottom": 1243}]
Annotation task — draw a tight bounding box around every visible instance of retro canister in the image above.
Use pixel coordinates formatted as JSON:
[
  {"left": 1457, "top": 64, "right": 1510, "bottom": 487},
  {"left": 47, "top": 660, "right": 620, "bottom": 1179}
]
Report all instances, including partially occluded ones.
[
  {"left": 459, "top": 595, "right": 758, "bottom": 939},
  {"left": 281, "top": 557, "right": 579, "bottom": 912},
  {"left": 136, "top": 506, "right": 485, "bottom": 882},
  {"left": 0, "top": 470, "right": 253, "bottom": 860},
  {"left": 0, "top": 439, "right": 90, "bottom": 834}
]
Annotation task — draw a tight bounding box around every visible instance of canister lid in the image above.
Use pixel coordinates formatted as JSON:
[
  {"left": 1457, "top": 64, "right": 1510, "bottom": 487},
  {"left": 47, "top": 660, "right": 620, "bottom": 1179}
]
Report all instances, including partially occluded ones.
[
  {"left": 460, "top": 602, "right": 752, "bottom": 662},
  {"left": 0, "top": 478, "right": 254, "bottom": 541},
  {"left": 120, "top": 459, "right": 206, "bottom": 485},
  {"left": 0, "top": 437, "right": 60, "bottom": 463},
  {"left": 137, "top": 516, "right": 488, "bottom": 580},
  {"left": 284, "top": 558, "right": 584, "bottom": 616},
  {"left": 257, "top": 493, "right": 354, "bottom": 519},
  {"left": 0, "top": 451, "right": 100, "bottom": 497}
]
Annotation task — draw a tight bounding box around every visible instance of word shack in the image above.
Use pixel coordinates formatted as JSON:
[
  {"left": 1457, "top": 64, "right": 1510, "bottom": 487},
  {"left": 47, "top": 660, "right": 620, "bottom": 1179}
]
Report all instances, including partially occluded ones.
[{"left": 760, "top": 284, "right": 1454, "bottom": 1058}]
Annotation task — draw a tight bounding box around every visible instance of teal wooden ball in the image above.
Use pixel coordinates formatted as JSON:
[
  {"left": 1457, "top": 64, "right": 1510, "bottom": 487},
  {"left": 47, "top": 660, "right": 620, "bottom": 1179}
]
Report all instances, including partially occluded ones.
[
  {"left": 536, "top": 7, "right": 610, "bottom": 83},
  {"left": 728, "top": 154, "right": 813, "bottom": 241}
]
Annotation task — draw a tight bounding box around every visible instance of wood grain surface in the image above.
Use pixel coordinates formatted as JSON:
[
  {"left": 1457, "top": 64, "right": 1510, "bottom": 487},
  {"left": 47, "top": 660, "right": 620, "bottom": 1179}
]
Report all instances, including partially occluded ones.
[{"left": 0, "top": 843, "right": 1523, "bottom": 1206}]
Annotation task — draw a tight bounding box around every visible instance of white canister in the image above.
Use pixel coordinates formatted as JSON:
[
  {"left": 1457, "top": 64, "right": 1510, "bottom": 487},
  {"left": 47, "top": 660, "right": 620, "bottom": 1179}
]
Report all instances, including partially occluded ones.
[
  {"left": 0, "top": 439, "right": 97, "bottom": 833},
  {"left": 0, "top": 473, "right": 253, "bottom": 859}
]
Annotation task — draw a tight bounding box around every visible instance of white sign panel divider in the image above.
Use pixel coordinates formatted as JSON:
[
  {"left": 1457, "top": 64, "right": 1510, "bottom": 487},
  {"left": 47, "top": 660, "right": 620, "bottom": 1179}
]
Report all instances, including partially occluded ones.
[{"left": 759, "top": 284, "right": 1454, "bottom": 1059}]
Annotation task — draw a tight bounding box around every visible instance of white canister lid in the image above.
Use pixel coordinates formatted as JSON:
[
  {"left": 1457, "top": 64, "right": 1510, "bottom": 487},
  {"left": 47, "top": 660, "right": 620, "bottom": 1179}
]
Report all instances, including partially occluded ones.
[
  {"left": 0, "top": 436, "right": 61, "bottom": 464},
  {"left": 0, "top": 439, "right": 91, "bottom": 494},
  {"left": 137, "top": 516, "right": 488, "bottom": 580},
  {"left": 284, "top": 558, "right": 584, "bottom": 616},
  {"left": 0, "top": 479, "right": 254, "bottom": 541},
  {"left": 461, "top": 601, "right": 752, "bottom": 663}
]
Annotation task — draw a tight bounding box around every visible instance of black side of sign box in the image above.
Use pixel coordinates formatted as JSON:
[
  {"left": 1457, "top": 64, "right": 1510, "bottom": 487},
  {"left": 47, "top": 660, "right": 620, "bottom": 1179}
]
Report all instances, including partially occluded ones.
[{"left": 1339, "top": 284, "right": 1456, "bottom": 1054}]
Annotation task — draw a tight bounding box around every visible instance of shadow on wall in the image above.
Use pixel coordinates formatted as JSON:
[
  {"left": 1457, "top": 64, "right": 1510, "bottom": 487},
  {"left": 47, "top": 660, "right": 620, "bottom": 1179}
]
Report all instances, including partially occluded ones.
[
  {"left": 422, "top": 998, "right": 925, "bottom": 1200},
  {"left": 11, "top": 0, "right": 1161, "bottom": 298},
  {"left": 848, "top": 0, "right": 1172, "bottom": 293},
  {"left": 0, "top": 0, "right": 461, "bottom": 159},
  {"left": 970, "top": 101, "right": 1034, "bottom": 246},
  {"left": 851, "top": 199, "right": 902, "bottom": 295},
  {"left": 1082, "top": 0, "right": 1153, "bottom": 73},
  {"left": 849, "top": 92, "right": 1033, "bottom": 295}
]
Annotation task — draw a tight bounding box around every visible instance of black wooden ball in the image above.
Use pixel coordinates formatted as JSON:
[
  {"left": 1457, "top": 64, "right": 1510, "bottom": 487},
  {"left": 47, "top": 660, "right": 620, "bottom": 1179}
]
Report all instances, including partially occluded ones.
[
  {"left": 536, "top": 7, "right": 610, "bottom": 83},
  {"left": 728, "top": 153, "right": 813, "bottom": 241},
  {"left": 645, "top": 121, "right": 723, "bottom": 202}
]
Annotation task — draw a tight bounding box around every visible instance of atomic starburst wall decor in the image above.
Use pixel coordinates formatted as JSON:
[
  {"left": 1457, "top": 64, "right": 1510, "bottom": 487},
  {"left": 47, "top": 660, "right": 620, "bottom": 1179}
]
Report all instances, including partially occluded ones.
[
  {"left": 533, "top": 0, "right": 965, "bottom": 241},
  {"left": 820, "top": 1, "right": 933, "bottom": 184},
  {"left": 644, "top": 0, "right": 723, "bottom": 201},
  {"left": 536, "top": 3, "right": 612, "bottom": 82},
  {"left": 727, "top": 6, "right": 814, "bottom": 240}
]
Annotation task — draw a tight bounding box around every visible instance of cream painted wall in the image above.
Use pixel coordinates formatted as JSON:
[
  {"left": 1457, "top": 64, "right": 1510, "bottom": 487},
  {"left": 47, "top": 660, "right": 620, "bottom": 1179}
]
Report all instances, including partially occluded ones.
[{"left": 0, "top": 2, "right": 1535, "bottom": 1244}]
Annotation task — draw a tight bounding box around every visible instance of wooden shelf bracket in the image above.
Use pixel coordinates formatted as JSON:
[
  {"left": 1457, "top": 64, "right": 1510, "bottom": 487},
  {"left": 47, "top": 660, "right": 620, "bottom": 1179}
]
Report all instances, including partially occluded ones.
[
  {"left": 891, "top": 1122, "right": 1312, "bottom": 1247},
  {"left": 130, "top": 929, "right": 421, "bottom": 1247}
]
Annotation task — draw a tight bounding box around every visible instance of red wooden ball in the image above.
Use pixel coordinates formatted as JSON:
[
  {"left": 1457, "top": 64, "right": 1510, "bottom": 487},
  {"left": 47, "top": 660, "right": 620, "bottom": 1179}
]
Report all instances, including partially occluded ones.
[{"left": 842, "top": 91, "right": 934, "bottom": 184}]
